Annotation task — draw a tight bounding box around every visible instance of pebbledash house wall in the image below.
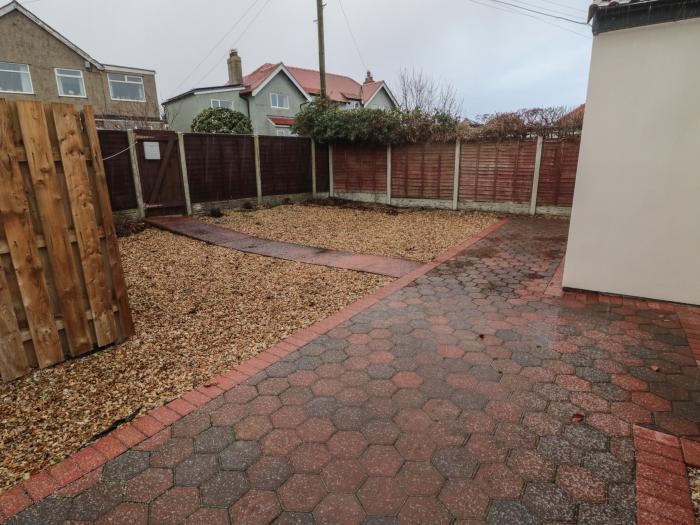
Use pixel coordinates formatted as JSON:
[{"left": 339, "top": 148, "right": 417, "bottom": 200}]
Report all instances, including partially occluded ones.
[
  {"left": 0, "top": 9, "right": 161, "bottom": 129},
  {"left": 247, "top": 73, "right": 309, "bottom": 136},
  {"left": 564, "top": 17, "right": 700, "bottom": 306},
  {"left": 164, "top": 74, "right": 307, "bottom": 134},
  {"left": 164, "top": 88, "right": 246, "bottom": 132}
]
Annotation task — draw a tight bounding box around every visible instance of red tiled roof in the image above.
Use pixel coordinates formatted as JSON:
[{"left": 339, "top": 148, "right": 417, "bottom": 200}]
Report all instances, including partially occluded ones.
[
  {"left": 361, "top": 81, "right": 384, "bottom": 104},
  {"left": 269, "top": 117, "right": 295, "bottom": 126},
  {"left": 239, "top": 63, "right": 390, "bottom": 105}
]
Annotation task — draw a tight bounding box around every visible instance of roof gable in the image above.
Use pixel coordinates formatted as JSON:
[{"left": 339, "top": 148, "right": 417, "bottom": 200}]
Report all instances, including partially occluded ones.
[
  {"left": 362, "top": 81, "right": 398, "bottom": 107},
  {"left": 0, "top": 1, "right": 103, "bottom": 69},
  {"left": 242, "top": 63, "right": 312, "bottom": 101}
]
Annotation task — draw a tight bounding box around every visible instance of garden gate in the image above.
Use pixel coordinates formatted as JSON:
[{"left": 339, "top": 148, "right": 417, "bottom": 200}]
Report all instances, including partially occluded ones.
[{"left": 132, "top": 130, "right": 187, "bottom": 216}]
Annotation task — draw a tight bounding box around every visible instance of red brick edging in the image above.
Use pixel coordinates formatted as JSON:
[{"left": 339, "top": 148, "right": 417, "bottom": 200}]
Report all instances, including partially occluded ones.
[
  {"left": 633, "top": 425, "right": 698, "bottom": 525},
  {"left": 0, "top": 218, "right": 510, "bottom": 522}
]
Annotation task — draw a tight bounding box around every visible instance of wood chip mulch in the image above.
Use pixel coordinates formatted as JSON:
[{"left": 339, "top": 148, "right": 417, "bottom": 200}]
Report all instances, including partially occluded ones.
[
  {"left": 0, "top": 228, "right": 390, "bottom": 490},
  {"left": 204, "top": 201, "right": 500, "bottom": 262}
]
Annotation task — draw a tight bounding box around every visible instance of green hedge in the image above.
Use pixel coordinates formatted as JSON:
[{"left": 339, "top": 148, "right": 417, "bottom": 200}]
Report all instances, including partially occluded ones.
[{"left": 293, "top": 99, "right": 583, "bottom": 144}]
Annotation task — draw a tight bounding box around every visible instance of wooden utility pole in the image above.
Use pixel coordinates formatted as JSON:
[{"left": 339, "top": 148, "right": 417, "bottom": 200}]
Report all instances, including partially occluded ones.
[{"left": 316, "top": 0, "right": 327, "bottom": 98}]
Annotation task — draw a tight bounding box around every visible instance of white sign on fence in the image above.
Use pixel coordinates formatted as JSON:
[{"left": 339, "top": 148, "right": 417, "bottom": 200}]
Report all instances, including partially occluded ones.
[{"left": 143, "top": 141, "right": 161, "bottom": 160}]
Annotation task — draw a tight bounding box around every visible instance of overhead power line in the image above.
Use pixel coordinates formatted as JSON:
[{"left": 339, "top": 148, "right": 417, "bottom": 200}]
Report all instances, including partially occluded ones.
[
  {"left": 338, "top": 0, "right": 369, "bottom": 72},
  {"left": 170, "top": 0, "right": 263, "bottom": 97},
  {"left": 189, "top": 0, "right": 273, "bottom": 90},
  {"left": 483, "top": 0, "right": 590, "bottom": 25},
  {"left": 526, "top": 0, "right": 588, "bottom": 16},
  {"left": 500, "top": 0, "right": 587, "bottom": 18},
  {"left": 466, "top": 0, "right": 591, "bottom": 39}
]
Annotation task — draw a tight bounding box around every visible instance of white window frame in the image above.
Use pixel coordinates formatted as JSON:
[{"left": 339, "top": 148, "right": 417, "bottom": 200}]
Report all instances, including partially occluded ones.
[
  {"left": 275, "top": 126, "right": 293, "bottom": 137},
  {"left": 270, "top": 93, "right": 289, "bottom": 109},
  {"left": 54, "top": 68, "right": 86, "bottom": 98},
  {"left": 0, "top": 62, "right": 34, "bottom": 94},
  {"left": 211, "top": 99, "right": 234, "bottom": 109},
  {"left": 107, "top": 73, "right": 146, "bottom": 102}
]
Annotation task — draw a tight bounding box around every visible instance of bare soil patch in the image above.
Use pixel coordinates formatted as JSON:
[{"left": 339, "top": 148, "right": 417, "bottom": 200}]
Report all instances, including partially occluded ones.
[
  {"left": 0, "top": 228, "right": 388, "bottom": 490},
  {"left": 205, "top": 201, "right": 500, "bottom": 262}
]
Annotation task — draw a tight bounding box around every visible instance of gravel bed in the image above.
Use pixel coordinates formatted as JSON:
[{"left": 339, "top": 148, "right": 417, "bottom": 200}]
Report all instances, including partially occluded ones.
[
  {"left": 0, "top": 228, "right": 389, "bottom": 490},
  {"left": 205, "top": 201, "right": 500, "bottom": 262},
  {"left": 690, "top": 467, "right": 700, "bottom": 523}
]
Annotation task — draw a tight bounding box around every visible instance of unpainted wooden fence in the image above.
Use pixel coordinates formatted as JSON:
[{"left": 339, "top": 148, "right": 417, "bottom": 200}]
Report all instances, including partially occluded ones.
[
  {"left": 0, "top": 101, "right": 133, "bottom": 381},
  {"left": 98, "top": 131, "right": 579, "bottom": 219}
]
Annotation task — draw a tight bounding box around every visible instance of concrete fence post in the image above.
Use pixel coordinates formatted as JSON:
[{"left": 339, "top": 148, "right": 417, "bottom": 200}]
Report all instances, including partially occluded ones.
[
  {"left": 177, "top": 132, "right": 193, "bottom": 215},
  {"left": 311, "top": 140, "right": 317, "bottom": 198},
  {"left": 126, "top": 129, "right": 145, "bottom": 219},
  {"left": 386, "top": 144, "right": 392, "bottom": 205},
  {"left": 253, "top": 134, "right": 262, "bottom": 205},
  {"left": 530, "top": 135, "right": 544, "bottom": 215},
  {"left": 452, "top": 139, "right": 461, "bottom": 211},
  {"left": 329, "top": 144, "right": 334, "bottom": 197}
]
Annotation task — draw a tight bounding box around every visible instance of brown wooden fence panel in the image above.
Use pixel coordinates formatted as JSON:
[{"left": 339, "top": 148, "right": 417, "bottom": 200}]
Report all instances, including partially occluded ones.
[
  {"left": 184, "top": 134, "right": 257, "bottom": 203},
  {"left": 0, "top": 101, "right": 133, "bottom": 381},
  {"left": 332, "top": 144, "right": 387, "bottom": 193},
  {"left": 98, "top": 130, "right": 138, "bottom": 211},
  {"left": 392, "top": 143, "right": 455, "bottom": 200},
  {"left": 537, "top": 139, "right": 580, "bottom": 207},
  {"left": 314, "top": 143, "right": 329, "bottom": 193},
  {"left": 459, "top": 140, "right": 537, "bottom": 203},
  {"left": 259, "top": 136, "right": 312, "bottom": 196}
]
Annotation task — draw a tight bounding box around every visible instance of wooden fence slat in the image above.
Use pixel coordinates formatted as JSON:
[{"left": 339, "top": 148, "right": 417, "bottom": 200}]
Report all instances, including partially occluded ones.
[
  {"left": 0, "top": 101, "right": 63, "bottom": 368},
  {"left": 52, "top": 103, "right": 116, "bottom": 347},
  {"left": 82, "top": 106, "right": 134, "bottom": 337},
  {"left": 16, "top": 101, "right": 93, "bottom": 356},
  {"left": 0, "top": 262, "right": 29, "bottom": 381}
]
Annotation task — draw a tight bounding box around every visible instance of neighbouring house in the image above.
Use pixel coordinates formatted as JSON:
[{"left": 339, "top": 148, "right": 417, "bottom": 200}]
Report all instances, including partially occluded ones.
[
  {"left": 0, "top": 1, "right": 163, "bottom": 129},
  {"left": 564, "top": 0, "right": 700, "bottom": 306},
  {"left": 163, "top": 50, "right": 397, "bottom": 135}
]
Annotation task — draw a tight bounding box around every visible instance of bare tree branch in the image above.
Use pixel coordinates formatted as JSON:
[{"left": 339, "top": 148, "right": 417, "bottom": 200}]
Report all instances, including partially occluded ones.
[{"left": 398, "top": 68, "right": 463, "bottom": 117}]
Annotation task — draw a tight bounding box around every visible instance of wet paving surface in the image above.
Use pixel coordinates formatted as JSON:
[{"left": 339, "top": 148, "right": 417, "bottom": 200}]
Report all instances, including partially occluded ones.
[{"left": 10, "top": 218, "right": 700, "bottom": 524}]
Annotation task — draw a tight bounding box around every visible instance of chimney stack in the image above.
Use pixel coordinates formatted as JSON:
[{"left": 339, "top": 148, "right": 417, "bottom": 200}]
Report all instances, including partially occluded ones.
[
  {"left": 364, "top": 70, "right": 374, "bottom": 84},
  {"left": 227, "top": 49, "right": 243, "bottom": 85}
]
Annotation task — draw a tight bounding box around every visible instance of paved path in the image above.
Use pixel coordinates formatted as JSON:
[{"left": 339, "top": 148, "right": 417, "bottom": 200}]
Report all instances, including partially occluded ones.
[
  {"left": 146, "top": 216, "right": 423, "bottom": 278},
  {"left": 7, "top": 218, "right": 700, "bottom": 524}
]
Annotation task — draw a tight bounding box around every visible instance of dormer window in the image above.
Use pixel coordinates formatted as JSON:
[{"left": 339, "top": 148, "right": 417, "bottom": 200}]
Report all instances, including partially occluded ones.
[
  {"left": 270, "top": 93, "right": 289, "bottom": 109},
  {"left": 108, "top": 73, "right": 145, "bottom": 102}
]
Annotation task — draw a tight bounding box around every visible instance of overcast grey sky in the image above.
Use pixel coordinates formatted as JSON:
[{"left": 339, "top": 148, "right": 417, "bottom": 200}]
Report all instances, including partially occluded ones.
[{"left": 24, "top": 0, "right": 593, "bottom": 118}]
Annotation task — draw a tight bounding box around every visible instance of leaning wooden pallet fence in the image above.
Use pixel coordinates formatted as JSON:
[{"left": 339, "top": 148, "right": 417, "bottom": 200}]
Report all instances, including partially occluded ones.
[{"left": 0, "top": 101, "right": 133, "bottom": 381}]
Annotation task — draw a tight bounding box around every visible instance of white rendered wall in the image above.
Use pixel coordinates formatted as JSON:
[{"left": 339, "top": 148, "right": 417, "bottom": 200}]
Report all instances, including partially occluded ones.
[{"left": 563, "top": 18, "right": 700, "bottom": 306}]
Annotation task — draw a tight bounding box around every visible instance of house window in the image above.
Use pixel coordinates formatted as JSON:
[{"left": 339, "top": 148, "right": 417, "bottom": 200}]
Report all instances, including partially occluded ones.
[
  {"left": 55, "top": 68, "right": 86, "bottom": 97},
  {"left": 275, "top": 126, "right": 292, "bottom": 137},
  {"left": 0, "top": 62, "right": 33, "bottom": 94},
  {"left": 270, "top": 93, "right": 289, "bottom": 109},
  {"left": 211, "top": 99, "right": 234, "bottom": 109},
  {"left": 346, "top": 101, "right": 360, "bottom": 109},
  {"left": 108, "top": 73, "right": 145, "bottom": 101}
]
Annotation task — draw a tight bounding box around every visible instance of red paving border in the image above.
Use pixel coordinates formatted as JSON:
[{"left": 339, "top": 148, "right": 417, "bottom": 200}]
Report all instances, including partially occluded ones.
[
  {"left": 633, "top": 425, "right": 697, "bottom": 525},
  {"left": 0, "top": 218, "right": 509, "bottom": 522},
  {"left": 146, "top": 215, "right": 424, "bottom": 278},
  {"left": 548, "top": 255, "right": 700, "bottom": 524}
]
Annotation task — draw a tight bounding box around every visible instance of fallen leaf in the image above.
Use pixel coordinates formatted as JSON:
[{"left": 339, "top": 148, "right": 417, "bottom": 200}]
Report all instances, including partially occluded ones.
[{"left": 571, "top": 413, "right": 585, "bottom": 422}]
